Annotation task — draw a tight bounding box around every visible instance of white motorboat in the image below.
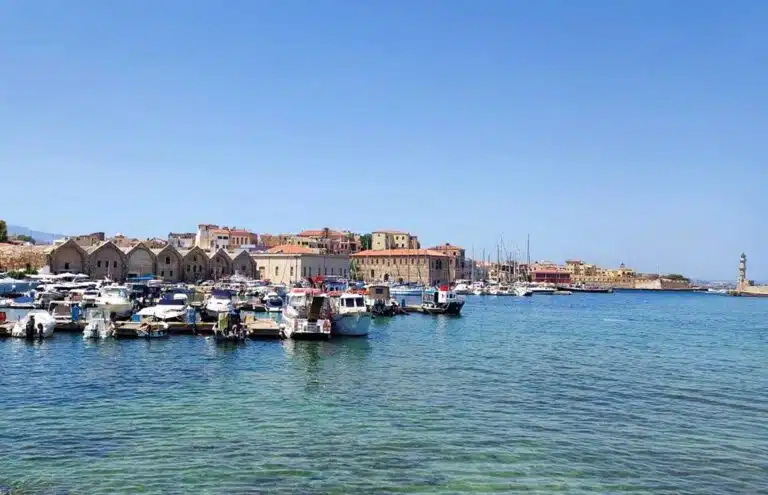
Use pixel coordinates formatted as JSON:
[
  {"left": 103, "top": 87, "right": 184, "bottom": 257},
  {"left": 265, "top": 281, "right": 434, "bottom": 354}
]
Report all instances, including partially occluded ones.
[
  {"left": 514, "top": 285, "right": 533, "bottom": 297},
  {"left": 137, "top": 289, "right": 192, "bottom": 322},
  {"left": 281, "top": 289, "right": 331, "bottom": 340},
  {"left": 204, "top": 289, "right": 234, "bottom": 318},
  {"left": 453, "top": 282, "right": 472, "bottom": 295},
  {"left": 330, "top": 293, "right": 371, "bottom": 337},
  {"left": 82, "top": 308, "right": 115, "bottom": 339},
  {"left": 11, "top": 310, "right": 55, "bottom": 338},
  {"left": 48, "top": 300, "right": 85, "bottom": 330},
  {"left": 264, "top": 292, "right": 283, "bottom": 313},
  {"left": 528, "top": 283, "right": 558, "bottom": 295},
  {"left": 95, "top": 286, "right": 133, "bottom": 318}
]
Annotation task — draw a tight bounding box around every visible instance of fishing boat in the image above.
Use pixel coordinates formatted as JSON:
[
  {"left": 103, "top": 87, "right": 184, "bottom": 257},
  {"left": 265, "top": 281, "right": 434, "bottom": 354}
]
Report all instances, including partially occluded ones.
[
  {"left": 420, "top": 286, "right": 465, "bottom": 315},
  {"left": 330, "top": 293, "right": 371, "bottom": 337},
  {"left": 82, "top": 307, "right": 116, "bottom": 339},
  {"left": 364, "top": 284, "right": 397, "bottom": 316},
  {"left": 11, "top": 310, "right": 55, "bottom": 339},
  {"left": 95, "top": 286, "right": 133, "bottom": 318},
  {"left": 561, "top": 284, "right": 614, "bottom": 293},
  {"left": 204, "top": 289, "right": 234, "bottom": 319},
  {"left": 281, "top": 289, "right": 331, "bottom": 340},
  {"left": 264, "top": 292, "right": 283, "bottom": 312}
]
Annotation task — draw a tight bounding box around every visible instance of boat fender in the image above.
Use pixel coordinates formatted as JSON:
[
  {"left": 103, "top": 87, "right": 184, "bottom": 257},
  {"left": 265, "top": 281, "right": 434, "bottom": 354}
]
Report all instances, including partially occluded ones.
[{"left": 322, "top": 320, "right": 331, "bottom": 331}]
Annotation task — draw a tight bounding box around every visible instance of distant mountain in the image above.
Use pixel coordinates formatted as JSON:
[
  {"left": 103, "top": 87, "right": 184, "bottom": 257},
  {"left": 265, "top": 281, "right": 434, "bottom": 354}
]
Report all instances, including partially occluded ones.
[{"left": 7, "top": 224, "right": 65, "bottom": 244}]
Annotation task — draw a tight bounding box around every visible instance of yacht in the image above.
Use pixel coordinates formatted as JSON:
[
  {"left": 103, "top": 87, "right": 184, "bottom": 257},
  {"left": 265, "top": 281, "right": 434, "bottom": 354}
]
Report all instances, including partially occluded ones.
[
  {"left": 420, "top": 286, "right": 465, "bottom": 315},
  {"left": 330, "top": 293, "right": 372, "bottom": 337},
  {"left": 281, "top": 289, "right": 331, "bottom": 340},
  {"left": 82, "top": 308, "right": 116, "bottom": 339},
  {"left": 11, "top": 310, "right": 55, "bottom": 339},
  {"left": 95, "top": 286, "right": 133, "bottom": 318},
  {"left": 528, "top": 283, "right": 558, "bottom": 295},
  {"left": 264, "top": 292, "right": 283, "bottom": 312},
  {"left": 204, "top": 289, "right": 234, "bottom": 318}
]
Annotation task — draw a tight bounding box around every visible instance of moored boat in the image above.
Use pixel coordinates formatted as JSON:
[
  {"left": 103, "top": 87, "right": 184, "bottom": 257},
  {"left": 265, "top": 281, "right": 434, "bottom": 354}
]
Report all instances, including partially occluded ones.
[
  {"left": 420, "top": 286, "right": 465, "bottom": 315},
  {"left": 204, "top": 289, "right": 234, "bottom": 319},
  {"left": 281, "top": 289, "right": 331, "bottom": 340},
  {"left": 11, "top": 310, "right": 55, "bottom": 339},
  {"left": 330, "top": 293, "right": 371, "bottom": 337},
  {"left": 95, "top": 286, "right": 133, "bottom": 319},
  {"left": 82, "top": 308, "right": 116, "bottom": 339}
]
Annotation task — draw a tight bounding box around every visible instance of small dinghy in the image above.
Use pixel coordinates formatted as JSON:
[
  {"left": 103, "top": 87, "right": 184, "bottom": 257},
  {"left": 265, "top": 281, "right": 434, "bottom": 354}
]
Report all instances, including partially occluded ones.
[
  {"left": 82, "top": 308, "right": 115, "bottom": 339},
  {"left": 136, "top": 320, "right": 169, "bottom": 339},
  {"left": 11, "top": 310, "right": 55, "bottom": 339}
]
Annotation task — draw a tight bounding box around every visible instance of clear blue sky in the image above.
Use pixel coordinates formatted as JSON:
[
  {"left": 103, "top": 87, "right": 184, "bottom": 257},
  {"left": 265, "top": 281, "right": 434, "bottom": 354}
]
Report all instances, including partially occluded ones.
[{"left": 1, "top": 0, "right": 766, "bottom": 280}]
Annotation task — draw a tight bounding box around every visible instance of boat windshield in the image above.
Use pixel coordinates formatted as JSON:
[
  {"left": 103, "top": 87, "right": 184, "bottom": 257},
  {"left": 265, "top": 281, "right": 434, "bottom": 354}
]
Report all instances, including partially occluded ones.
[
  {"left": 211, "top": 289, "right": 232, "bottom": 299},
  {"left": 103, "top": 287, "right": 128, "bottom": 298}
]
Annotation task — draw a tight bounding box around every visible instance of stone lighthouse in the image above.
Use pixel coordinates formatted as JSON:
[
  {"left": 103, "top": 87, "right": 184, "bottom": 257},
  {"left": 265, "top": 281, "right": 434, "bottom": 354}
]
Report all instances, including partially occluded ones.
[{"left": 738, "top": 253, "right": 747, "bottom": 290}]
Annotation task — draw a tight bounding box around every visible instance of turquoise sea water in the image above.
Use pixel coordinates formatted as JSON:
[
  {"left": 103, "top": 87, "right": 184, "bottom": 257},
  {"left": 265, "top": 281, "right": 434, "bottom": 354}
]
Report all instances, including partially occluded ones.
[{"left": 1, "top": 293, "right": 767, "bottom": 494}]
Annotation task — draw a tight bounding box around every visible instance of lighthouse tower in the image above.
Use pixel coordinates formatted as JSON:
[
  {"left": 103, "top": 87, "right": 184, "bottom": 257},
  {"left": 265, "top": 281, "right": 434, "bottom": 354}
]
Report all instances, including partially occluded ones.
[{"left": 738, "top": 253, "right": 747, "bottom": 290}]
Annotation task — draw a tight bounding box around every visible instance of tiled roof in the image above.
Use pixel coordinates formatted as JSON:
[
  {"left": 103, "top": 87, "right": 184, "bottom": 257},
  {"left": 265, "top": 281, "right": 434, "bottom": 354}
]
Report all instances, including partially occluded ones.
[
  {"left": 297, "top": 229, "right": 345, "bottom": 238},
  {"left": 428, "top": 243, "right": 464, "bottom": 251},
  {"left": 351, "top": 249, "right": 449, "bottom": 258},
  {"left": 266, "top": 244, "right": 317, "bottom": 254}
]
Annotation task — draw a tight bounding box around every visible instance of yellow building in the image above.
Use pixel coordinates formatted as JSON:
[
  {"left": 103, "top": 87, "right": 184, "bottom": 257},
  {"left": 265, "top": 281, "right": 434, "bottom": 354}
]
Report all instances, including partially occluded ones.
[
  {"left": 351, "top": 249, "right": 450, "bottom": 285},
  {"left": 371, "top": 231, "right": 420, "bottom": 251}
]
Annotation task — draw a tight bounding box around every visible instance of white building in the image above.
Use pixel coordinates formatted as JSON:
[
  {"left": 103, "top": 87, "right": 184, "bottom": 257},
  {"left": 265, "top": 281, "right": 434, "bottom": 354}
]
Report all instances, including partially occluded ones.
[{"left": 251, "top": 247, "right": 350, "bottom": 285}]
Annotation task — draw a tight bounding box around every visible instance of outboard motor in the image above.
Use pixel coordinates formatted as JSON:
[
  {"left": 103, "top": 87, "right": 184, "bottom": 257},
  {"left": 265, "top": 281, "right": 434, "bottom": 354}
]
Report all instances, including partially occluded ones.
[{"left": 25, "top": 315, "right": 36, "bottom": 340}]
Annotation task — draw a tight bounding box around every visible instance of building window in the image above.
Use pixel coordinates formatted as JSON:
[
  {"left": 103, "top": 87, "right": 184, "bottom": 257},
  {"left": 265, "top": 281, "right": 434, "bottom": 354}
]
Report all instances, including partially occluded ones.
[
  {"left": 64, "top": 262, "right": 70, "bottom": 270},
  {"left": 371, "top": 269, "right": 375, "bottom": 278},
  {"left": 290, "top": 266, "right": 294, "bottom": 277},
  {"left": 324, "top": 267, "right": 328, "bottom": 275},
  {"left": 170, "top": 270, "right": 173, "bottom": 277},
  {"left": 114, "top": 261, "right": 117, "bottom": 268},
  {"left": 331, "top": 267, "right": 334, "bottom": 275},
  {"left": 97, "top": 260, "right": 101, "bottom": 267},
  {"left": 193, "top": 256, "right": 197, "bottom": 262},
  {"left": 187, "top": 265, "right": 191, "bottom": 272},
  {"left": 165, "top": 256, "right": 170, "bottom": 265},
  {"left": 161, "top": 270, "right": 165, "bottom": 276},
  {"left": 275, "top": 267, "right": 279, "bottom": 276}
]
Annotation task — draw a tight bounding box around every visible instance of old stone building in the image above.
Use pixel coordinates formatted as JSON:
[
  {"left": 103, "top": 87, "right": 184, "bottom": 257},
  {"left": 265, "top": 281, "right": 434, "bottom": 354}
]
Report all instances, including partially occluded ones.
[
  {"left": 371, "top": 231, "right": 420, "bottom": 251},
  {"left": 251, "top": 250, "right": 350, "bottom": 285},
  {"left": 152, "top": 245, "right": 183, "bottom": 282},
  {"left": 180, "top": 246, "right": 208, "bottom": 282},
  {"left": 230, "top": 250, "right": 257, "bottom": 278},
  {"left": 45, "top": 239, "right": 88, "bottom": 274},
  {"left": 86, "top": 242, "right": 127, "bottom": 280},
  {"left": 351, "top": 249, "right": 450, "bottom": 285},
  {"left": 428, "top": 243, "right": 468, "bottom": 282},
  {"left": 123, "top": 243, "right": 156, "bottom": 278},
  {"left": 209, "top": 249, "right": 233, "bottom": 279}
]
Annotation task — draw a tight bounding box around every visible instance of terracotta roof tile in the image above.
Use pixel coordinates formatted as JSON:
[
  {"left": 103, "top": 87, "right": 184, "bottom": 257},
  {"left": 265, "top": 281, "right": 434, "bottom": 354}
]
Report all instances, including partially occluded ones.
[
  {"left": 266, "top": 244, "right": 317, "bottom": 254},
  {"left": 351, "top": 249, "right": 449, "bottom": 258}
]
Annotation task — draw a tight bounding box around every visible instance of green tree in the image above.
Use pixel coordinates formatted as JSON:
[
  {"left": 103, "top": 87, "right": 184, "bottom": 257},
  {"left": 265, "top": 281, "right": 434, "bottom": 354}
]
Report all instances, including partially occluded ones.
[
  {"left": 359, "top": 233, "right": 372, "bottom": 251},
  {"left": 664, "top": 273, "right": 689, "bottom": 282},
  {"left": 0, "top": 220, "right": 7, "bottom": 243},
  {"left": 15, "top": 234, "right": 35, "bottom": 244}
]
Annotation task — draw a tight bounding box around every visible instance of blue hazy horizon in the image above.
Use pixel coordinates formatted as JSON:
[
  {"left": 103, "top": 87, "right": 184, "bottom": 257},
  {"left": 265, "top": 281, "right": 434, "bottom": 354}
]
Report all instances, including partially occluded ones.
[{"left": 1, "top": 1, "right": 766, "bottom": 280}]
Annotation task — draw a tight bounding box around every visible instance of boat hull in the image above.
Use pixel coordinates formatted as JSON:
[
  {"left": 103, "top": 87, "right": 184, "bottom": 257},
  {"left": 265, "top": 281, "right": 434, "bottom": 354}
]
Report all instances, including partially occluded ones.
[
  {"left": 11, "top": 311, "right": 55, "bottom": 338},
  {"left": 281, "top": 317, "right": 331, "bottom": 340},
  {"left": 332, "top": 313, "right": 371, "bottom": 337}
]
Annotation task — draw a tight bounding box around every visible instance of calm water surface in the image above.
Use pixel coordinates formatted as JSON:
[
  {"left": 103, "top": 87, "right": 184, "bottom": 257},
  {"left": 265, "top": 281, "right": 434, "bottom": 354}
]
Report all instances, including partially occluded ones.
[{"left": 1, "top": 293, "right": 767, "bottom": 493}]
